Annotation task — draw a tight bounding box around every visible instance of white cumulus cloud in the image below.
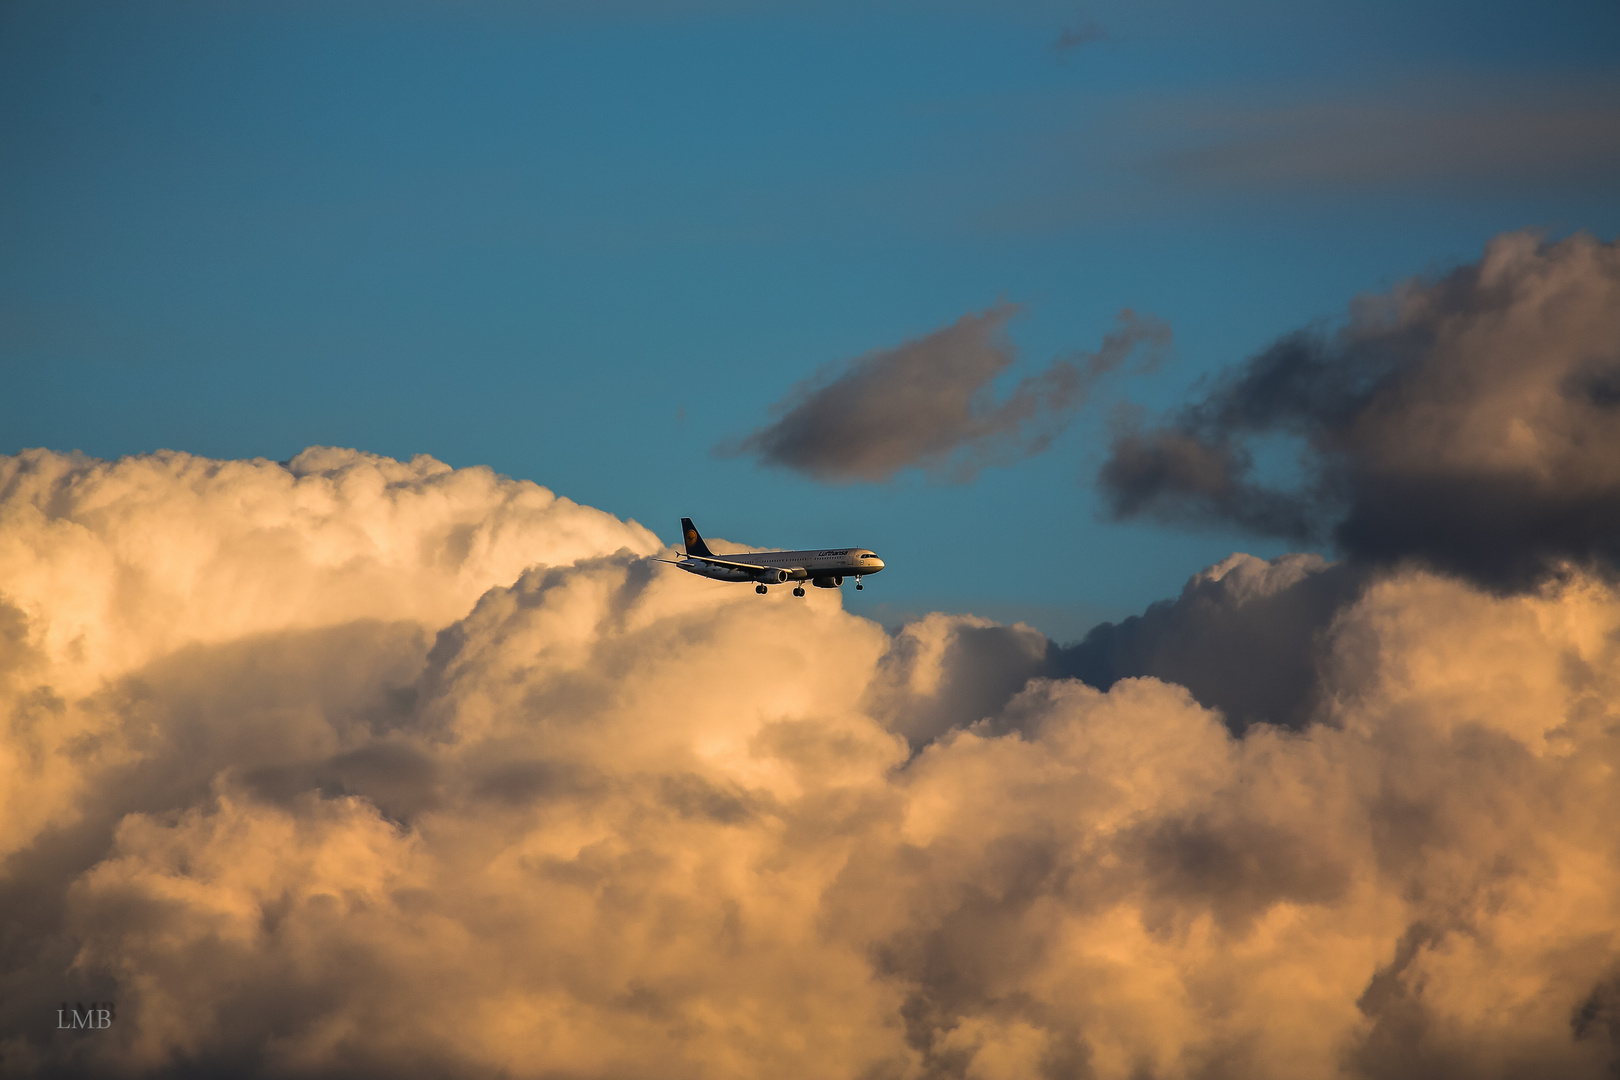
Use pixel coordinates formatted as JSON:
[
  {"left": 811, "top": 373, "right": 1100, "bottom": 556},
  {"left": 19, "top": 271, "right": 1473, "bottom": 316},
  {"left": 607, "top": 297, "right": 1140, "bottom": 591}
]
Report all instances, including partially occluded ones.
[{"left": 2, "top": 447, "right": 1618, "bottom": 1079}]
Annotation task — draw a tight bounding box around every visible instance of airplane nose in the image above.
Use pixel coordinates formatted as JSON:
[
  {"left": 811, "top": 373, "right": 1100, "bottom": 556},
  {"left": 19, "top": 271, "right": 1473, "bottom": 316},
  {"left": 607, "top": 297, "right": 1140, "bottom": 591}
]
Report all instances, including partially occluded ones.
[{"left": 869, "top": 557, "right": 885, "bottom": 571}]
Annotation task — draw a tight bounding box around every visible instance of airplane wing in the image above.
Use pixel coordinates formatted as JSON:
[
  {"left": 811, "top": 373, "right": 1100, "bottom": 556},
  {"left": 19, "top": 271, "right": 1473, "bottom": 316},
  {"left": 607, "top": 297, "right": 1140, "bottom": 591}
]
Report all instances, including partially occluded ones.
[{"left": 662, "top": 554, "right": 770, "bottom": 571}]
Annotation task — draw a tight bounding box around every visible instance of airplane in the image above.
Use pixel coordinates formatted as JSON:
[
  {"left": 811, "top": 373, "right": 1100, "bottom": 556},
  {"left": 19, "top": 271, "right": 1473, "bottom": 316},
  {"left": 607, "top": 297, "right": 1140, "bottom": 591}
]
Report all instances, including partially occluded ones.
[{"left": 660, "top": 518, "right": 885, "bottom": 597}]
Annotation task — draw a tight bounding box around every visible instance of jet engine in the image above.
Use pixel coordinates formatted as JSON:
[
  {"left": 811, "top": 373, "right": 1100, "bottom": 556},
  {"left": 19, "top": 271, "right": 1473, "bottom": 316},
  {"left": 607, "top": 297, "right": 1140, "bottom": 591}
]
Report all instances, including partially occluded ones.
[
  {"left": 756, "top": 568, "right": 789, "bottom": 584},
  {"left": 811, "top": 576, "right": 843, "bottom": 589}
]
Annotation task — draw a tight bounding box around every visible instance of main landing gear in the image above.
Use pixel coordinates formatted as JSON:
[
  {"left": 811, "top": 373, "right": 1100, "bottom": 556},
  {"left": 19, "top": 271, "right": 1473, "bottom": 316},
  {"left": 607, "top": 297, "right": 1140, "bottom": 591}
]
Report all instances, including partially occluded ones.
[
  {"left": 793, "top": 587, "right": 806, "bottom": 597},
  {"left": 755, "top": 584, "right": 767, "bottom": 595}
]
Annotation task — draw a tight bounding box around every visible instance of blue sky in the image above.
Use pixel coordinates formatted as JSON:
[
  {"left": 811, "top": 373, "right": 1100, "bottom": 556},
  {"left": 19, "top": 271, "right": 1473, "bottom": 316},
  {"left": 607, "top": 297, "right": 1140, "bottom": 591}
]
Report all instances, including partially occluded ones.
[{"left": 4, "top": 0, "right": 1618, "bottom": 639}]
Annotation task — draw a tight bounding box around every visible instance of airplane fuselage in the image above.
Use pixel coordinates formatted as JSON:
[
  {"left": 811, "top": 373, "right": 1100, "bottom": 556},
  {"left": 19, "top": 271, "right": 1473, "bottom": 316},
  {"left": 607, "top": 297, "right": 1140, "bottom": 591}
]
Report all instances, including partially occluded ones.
[{"left": 678, "top": 547, "right": 884, "bottom": 584}]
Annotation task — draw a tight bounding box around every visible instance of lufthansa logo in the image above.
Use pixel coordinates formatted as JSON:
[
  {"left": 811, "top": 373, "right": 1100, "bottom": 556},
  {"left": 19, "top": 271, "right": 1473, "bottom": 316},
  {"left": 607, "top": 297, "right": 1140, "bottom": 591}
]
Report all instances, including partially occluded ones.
[{"left": 57, "top": 1001, "right": 115, "bottom": 1030}]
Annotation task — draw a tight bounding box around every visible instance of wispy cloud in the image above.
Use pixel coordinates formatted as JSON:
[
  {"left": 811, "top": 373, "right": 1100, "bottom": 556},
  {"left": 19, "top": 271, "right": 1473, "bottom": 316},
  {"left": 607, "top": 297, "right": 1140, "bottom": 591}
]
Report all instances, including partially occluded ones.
[
  {"left": 1052, "top": 18, "right": 1106, "bottom": 58},
  {"left": 1148, "top": 82, "right": 1620, "bottom": 192},
  {"left": 718, "top": 306, "right": 1170, "bottom": 483}
]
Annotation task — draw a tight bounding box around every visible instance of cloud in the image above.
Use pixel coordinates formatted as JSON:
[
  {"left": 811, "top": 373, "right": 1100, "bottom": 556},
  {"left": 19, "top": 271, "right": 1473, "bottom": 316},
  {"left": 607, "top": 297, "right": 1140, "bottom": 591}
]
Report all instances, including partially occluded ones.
[
  {"left": 0, "top": 446, "right": 656, "bottom": 861},
  {"left": 864, "top": 612, "right": 1056, "bottom": 749},
  {"left": 1054, "top": 551, "right": 1368, "bottom": 732},
  {"left": 1099, "top": 229, "right": 1620, "bottom": 591},
  {"left": 866, "top": 553, "right": 1363, "bottom": 742},
  {"left": 4, "top": 447, "right": 1620, "bottom": 1077},
  {"left": 1150, "top": 84, "right": 1620, "bottom": 193},
  {"left": 719, "top": 306, "right": 1170, "bottom": 484},
  {"left": 1052, "top": 19, "right": 1106, "bottom": 58}
]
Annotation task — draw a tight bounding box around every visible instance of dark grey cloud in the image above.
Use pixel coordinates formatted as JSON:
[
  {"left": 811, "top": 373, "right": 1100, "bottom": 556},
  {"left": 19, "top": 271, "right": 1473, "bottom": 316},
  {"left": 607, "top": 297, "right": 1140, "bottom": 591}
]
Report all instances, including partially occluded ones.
[
  {"left": 1054, "top": 552, "right": 1368, "bottom": 732},
  {"left": 1099, "top": 230, "right": 1620, "bottom": 590},
  {"left": 867, "top": 551, "right": 1366, "bottom": 742},
  {"left": 719, "top": 306, "right": 1170, "bottom": 483}
]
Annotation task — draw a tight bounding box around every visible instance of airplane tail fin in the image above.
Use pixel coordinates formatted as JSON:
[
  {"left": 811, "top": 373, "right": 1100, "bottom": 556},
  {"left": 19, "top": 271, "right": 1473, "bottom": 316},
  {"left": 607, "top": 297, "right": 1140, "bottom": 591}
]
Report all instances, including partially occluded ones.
[{"left": 680, "top": 518, "right": 714, "bottom": 557}]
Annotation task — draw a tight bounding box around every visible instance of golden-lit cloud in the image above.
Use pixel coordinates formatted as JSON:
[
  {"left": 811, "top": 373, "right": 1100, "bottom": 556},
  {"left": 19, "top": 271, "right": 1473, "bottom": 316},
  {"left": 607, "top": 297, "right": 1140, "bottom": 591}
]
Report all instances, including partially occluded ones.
[{"left": 3, "top": 446, "right": 1619, "bottom": 1078}]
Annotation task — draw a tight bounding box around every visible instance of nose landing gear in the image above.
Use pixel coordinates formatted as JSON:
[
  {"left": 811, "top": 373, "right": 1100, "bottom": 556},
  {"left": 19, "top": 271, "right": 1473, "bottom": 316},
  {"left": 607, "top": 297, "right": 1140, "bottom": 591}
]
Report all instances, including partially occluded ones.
[{"left": 855, "top": 576, "right": 863, "bottom": 591}]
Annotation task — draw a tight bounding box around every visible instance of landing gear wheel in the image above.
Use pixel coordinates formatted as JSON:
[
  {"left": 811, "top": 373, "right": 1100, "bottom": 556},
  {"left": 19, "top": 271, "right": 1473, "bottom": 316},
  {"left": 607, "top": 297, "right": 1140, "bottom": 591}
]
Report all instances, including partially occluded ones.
[
  {"left": 756, "top": 584, "right": 767, "bottom": 595},
  {"left": 793, "top": 587, "right": 805, "bottom": 597},
  {"left": 856, "top": 583, "right": 864, "bottom": 590}
]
